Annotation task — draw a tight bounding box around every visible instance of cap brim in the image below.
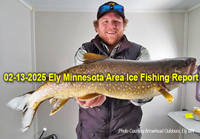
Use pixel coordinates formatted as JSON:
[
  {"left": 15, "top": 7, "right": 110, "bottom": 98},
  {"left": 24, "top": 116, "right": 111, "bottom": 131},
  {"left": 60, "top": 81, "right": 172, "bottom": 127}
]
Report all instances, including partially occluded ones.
[{"left": 97, "top": 10, "right": 125, "bottom": 19}]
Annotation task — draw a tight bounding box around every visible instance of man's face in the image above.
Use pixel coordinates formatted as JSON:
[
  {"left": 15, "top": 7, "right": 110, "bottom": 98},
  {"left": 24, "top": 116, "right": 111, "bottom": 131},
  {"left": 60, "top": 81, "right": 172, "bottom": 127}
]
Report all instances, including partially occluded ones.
[{"left": 96, "top": 12, "right": 125, "bottom": 46}]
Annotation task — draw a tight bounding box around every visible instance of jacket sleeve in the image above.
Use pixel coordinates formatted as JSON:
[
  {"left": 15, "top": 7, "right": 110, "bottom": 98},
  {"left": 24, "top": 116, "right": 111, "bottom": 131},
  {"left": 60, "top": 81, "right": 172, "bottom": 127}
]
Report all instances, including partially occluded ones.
[
  {"left": 74, "top": 46, "right": 87, "bottom": 66},
  {"left": 130, "top": 46, "right": 154, "bottom": 106},
  {"left": 136, "top": 46, "right": 151, "bottom": 61},
  {"left": 74, "top": 46, "right": 91, "bottom": 109}
]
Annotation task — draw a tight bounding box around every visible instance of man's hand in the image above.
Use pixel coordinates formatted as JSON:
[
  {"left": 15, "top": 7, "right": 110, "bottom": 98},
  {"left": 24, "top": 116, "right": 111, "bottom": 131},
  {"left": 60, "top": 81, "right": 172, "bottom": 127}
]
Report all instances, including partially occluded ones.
[{"left": 76, "top": 95, "right": 106, "bottom": 108}]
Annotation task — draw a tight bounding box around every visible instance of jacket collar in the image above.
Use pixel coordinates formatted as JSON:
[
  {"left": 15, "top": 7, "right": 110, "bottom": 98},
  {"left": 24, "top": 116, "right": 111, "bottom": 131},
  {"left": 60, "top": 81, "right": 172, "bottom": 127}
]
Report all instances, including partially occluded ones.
[{"left": 92, "top": 35, "right": 132, "bottom": 53}]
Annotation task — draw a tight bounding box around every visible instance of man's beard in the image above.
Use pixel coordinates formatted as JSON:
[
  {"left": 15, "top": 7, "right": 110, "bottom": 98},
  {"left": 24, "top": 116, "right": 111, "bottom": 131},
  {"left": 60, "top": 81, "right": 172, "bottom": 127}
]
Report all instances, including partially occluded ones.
[{"left": 100, "top": 35, "right": 123, "bottom": 47}]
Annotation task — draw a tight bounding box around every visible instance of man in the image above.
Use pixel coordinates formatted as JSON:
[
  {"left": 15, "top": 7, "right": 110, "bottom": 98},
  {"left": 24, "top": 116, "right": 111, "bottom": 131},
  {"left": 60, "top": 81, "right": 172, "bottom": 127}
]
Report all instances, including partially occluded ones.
[{"left": 74, "top": 1, "right": 153, "bottom": 139}]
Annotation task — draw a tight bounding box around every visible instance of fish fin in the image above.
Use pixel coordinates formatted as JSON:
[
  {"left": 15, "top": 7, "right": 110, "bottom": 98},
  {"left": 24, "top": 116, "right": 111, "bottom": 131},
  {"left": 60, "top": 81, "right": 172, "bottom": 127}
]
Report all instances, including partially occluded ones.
[
  {"left": 7, "top": 91, "right": 40, "bottom": 132},
  {"left": 21, "top": 103, "right": 39, "bottom": 132},
  {"left": 49, "top": 97, "right": 57, "bottom": 104},
  {"left": 78, "top": 93, "right": 102, "bottom": 101},
  {"left": 155, "top": 87, "right": 174, "bottom": 103},
  {"left": 50, "top": 98, "right": 69, "bottom": 116},
  {"left": 7, "top": 91, "right": 34, "bottom": 111},
  {"left": 26, "top": 90, "right": 35, "bottom": 95},
  {"left": 83, "top": 53, "right": 107, "bottom": 64}
]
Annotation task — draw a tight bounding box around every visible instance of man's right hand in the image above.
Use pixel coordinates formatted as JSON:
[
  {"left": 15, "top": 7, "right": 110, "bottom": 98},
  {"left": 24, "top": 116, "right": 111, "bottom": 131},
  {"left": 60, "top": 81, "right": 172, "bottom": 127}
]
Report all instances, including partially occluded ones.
[{"left": 76, "top": 95, "right": 106, "bottom": 108}]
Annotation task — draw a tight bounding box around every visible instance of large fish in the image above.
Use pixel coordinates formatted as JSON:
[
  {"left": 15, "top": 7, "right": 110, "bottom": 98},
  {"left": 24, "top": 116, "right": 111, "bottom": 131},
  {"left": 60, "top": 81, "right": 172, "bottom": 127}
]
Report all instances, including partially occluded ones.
[{"left": 7, "top": 53, "right": 197, "bottom": 132}]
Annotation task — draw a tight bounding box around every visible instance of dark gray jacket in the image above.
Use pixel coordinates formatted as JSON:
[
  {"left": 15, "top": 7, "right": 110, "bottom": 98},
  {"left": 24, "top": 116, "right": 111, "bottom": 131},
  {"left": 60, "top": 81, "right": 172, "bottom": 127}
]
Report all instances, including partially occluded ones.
[{"left": 74, "top": 35, "right": 153, "bottom": 139}]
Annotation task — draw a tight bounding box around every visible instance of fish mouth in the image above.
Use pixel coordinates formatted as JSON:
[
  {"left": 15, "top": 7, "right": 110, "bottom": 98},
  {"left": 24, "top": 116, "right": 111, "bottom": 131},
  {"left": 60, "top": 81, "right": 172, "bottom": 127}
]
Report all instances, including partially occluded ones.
[
  {"left": 160, "top": 81, "right": 170, "bottom": 91},
  {"left": 160, "top": 58, "right": 197, "bottom": 91}
]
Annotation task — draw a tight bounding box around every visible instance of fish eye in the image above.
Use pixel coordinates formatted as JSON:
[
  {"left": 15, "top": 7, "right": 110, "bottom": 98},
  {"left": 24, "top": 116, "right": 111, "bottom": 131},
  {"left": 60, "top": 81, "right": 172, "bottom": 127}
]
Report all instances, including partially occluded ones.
[{"left": 183, "top": 61, "right": 189, "bottom": 67}]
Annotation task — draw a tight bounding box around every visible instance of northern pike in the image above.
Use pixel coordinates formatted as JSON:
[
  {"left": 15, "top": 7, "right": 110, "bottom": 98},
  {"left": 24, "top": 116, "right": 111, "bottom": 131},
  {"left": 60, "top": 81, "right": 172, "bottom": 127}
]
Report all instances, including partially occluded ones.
[{"left": 7, "top": 53, "right": 197, "bottom": 132}]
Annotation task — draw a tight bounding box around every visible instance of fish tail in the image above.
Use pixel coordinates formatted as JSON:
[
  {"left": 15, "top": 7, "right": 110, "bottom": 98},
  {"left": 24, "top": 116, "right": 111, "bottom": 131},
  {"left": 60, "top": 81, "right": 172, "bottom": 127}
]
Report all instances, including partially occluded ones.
[{"left": 7, "top": 91, "right": 39, "bottom": 132}]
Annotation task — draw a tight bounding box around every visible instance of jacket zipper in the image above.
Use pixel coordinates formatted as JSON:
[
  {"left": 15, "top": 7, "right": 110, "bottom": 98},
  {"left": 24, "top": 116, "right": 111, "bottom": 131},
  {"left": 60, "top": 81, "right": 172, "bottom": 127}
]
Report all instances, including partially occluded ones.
[
  {"left": 107, "top": 98, "right": 112, "bottom": 139},
  {"left": 93, "top": 41, "right": 112, "bottom": 139},
  {"left": 93, "top": 41, "right": 109, "bottom": 56}
]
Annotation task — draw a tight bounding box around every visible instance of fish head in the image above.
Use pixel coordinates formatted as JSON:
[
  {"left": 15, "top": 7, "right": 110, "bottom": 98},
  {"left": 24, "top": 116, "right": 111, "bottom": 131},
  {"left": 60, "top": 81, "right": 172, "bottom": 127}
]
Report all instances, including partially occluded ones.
[{"left": 161, "top": 57, "right": 197, "bottom": 91}]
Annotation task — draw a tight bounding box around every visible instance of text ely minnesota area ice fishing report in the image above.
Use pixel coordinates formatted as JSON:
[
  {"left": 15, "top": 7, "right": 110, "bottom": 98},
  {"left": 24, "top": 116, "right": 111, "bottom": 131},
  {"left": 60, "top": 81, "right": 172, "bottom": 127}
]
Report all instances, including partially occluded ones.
[{"left": 3, "top": 72, "right": 199, "bottom": 83}]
